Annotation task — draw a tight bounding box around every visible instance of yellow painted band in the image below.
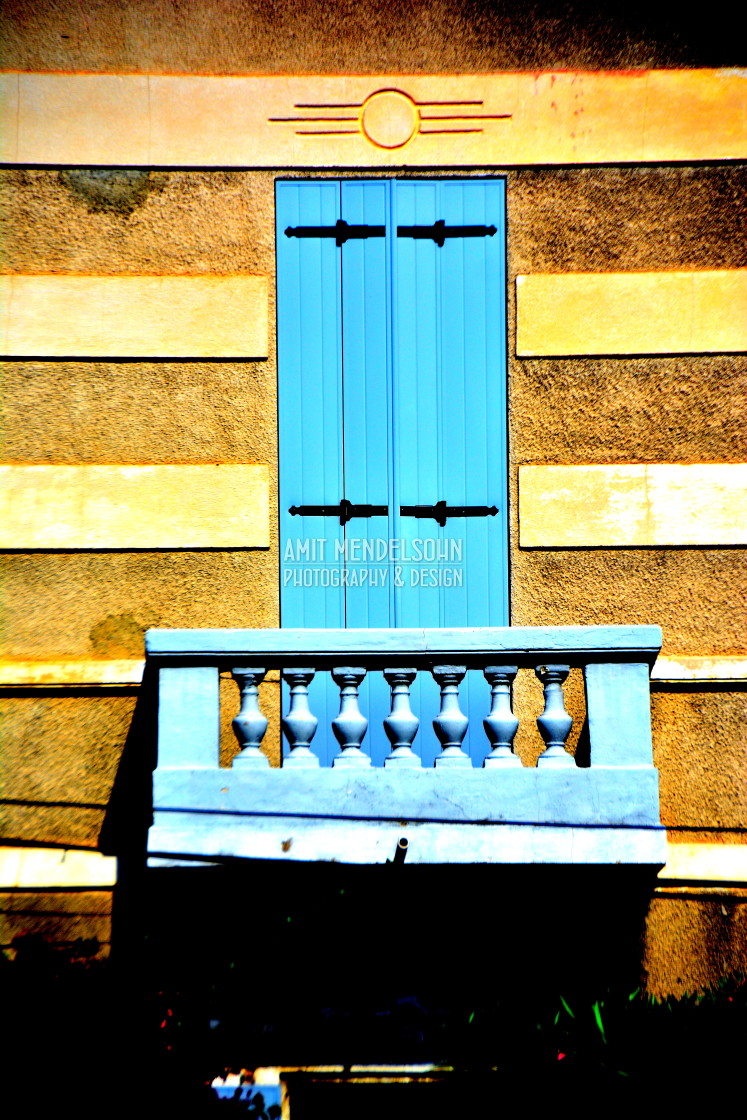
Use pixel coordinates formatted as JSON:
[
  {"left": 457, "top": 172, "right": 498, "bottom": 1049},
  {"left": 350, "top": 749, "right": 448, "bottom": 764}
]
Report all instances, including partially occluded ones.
[
  {"left": 0, "top": 275, "right": 268, "bottom": 359},
  {"left": 519, "top": 463, "right": 747, "bottom": 547},
  {"left": 0, "top": 847, "right": 117, "bottom": 888},
  {"left": 659, "top": 844, "right": 747, "bottom": 884},
  {"left": 7, "top": 656, "right": 739, "bottom": 686},
  {"left": 0, "top": 464, "right": 270, "bottom": 549},
  {"left": 651, "top": 657, "right": 747, "bottom": 682},
  {"left": 0, "top": 659, "right": 145, "bottom": 686},
  {"left": 1, "top": 70, "right": 745, "bottom": 167},
  {"left": 516, "top": 270, "right": 747, "bottom": 356}
]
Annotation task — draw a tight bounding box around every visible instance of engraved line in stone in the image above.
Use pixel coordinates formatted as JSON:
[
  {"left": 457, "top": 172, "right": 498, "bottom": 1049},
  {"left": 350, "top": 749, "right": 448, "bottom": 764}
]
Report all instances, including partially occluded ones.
[
  {"left": 293, "top": 129, "right": 360, "bottom": 136},
  {"left": 293, "top": 102, "right": 365, "bottom": 109},
  {"left": 269, "top": 116, "right": 359, "bottom": 122},
  {"left": 419, "top": 128, "right": 485, "bottom": 135},
  {"left": 290, "top": 100, "right": 487, "bottom": 109},
  {"left": 420, "top": 113, "right": 512, "bottom": 121},
  {"left": 417, "top": 99, "right": 484, "bottom": 106}
]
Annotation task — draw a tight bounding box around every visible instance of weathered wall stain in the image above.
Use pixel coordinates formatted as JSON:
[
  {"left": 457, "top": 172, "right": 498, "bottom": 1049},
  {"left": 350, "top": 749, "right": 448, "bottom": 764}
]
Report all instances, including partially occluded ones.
[
  {"left": 58, "top": 170, "right": 167, "bottom": 216},
  {"left": 89, "top": 612, "right": 146, "bottom": 658}
]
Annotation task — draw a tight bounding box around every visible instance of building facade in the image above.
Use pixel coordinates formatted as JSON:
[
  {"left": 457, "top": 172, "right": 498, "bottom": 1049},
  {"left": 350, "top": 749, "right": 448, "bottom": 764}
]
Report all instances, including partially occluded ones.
[{"left": 1, "top": 1, "right": 746, "bottom": 1009}]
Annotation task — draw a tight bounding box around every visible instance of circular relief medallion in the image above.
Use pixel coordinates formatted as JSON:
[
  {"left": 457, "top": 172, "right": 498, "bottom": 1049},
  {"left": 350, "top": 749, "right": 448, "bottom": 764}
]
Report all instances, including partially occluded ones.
[{"left": 361, "top": 90, "right": 420, "bottom": 150}]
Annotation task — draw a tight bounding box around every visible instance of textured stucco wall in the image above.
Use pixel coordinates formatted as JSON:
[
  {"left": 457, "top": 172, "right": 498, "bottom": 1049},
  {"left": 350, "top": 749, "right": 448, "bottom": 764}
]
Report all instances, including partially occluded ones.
[
  {"left": 0, "top": 0, "right": 742, "bottom": 72},
  {"left": 0, "top": 169, "right": 280, "bottom": 658},
  {"left": 1, "top": 0, "right": 745, "bottom": 992},
  {"left": 0, "top": 890, "right": 112, "bottom": 956}
]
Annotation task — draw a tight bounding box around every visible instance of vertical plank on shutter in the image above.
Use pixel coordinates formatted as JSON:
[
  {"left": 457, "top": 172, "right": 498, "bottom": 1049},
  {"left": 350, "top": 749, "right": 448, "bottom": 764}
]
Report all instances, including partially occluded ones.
[
  {"left": 341, "top": 180, "right": 393, "bottom": 764},
  {"left": 277, "top": 180, "right": 344, "bottom": 764},
  {"left": 392, "top": 179, "right": 508, "bottom": 765},
  {"left": 391, "top": 180, "right": 442, "bottom": 765}
]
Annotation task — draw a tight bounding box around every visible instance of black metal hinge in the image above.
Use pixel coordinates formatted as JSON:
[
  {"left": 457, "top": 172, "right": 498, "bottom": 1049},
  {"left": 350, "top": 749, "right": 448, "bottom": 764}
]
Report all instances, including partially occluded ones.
[
  {"left": 400, "top": 501, "right": 498, "bottom": 527},
  {"left": 285, "top": 219, "right": 386, "bottom": 247},
  {"left": 289, "top": 500, "right": 388, "bottom": 526},
  {"left": 396, "top": 219, "right": 497, "bottom": 248}
]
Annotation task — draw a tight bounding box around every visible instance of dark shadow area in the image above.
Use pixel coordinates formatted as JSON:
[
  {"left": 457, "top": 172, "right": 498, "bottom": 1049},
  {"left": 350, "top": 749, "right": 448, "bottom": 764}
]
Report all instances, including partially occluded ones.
[
  {"left": 650, "top": 680, "right": 747, "bottom": 693},
  {"left": 0, "top": 357, "right": 267, "bottom": 364},
  {"left": 285, "top": 1076, "right": 504, "bottom": 1120},
  {"left": 121, "top": 861, "right": 655, "bottom": 1065},
  {"left": 98, "top": 664, "right": 159, "bottom": 967},
  {"left": 573, "top": 715, "right": 591, "bottom": 767},
  {"left": 4, "top": 861, "right": 746, "bottom": 1114},
  {"left": 0, "top": 796, "right": 109, "bottom": 812},
  {"left": 99, "top": 664, "right": 157, "bottom": 862}
]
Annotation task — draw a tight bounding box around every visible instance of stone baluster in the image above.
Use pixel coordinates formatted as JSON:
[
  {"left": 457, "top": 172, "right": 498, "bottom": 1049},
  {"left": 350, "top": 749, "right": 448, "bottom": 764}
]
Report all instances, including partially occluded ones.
[
  {"left": 482, "top": 665, "right": 522, "bottom": 767},
  {"left": 383, "top": 669, "right": 420, "bottom": 768},
  {"left": 281, "top": 668, "right": 320, "bottom": 768},
  {"left": 432, "top": 665, "right": 471, "bottom": 767},
  {"left": 535, "top": 664, "right": 575, "bottom": 767},
  {"left": 231, "top": 668, "right": 270, "bottom": 768},
  {"left": 331, "top": 667, "right": 371, "bottom": 767}
]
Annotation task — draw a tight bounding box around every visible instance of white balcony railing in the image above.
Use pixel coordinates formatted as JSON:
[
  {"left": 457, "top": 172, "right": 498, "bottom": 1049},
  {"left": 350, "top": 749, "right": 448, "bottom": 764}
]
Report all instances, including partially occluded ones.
[{"left": 145, "top": 625, "right": 666, "bottom": 867}]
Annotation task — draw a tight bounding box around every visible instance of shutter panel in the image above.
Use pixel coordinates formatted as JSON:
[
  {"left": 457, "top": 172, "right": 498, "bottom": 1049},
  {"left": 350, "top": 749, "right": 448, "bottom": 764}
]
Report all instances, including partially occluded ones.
[
  {"left": 278, "top": 178, "right": 508, "bottom": 767},
  {"left": 277, "top": 181, "right": 345, "bottom": 762},
  {"left": 391, "top": 179, "right": 508, "bottom": 763}
]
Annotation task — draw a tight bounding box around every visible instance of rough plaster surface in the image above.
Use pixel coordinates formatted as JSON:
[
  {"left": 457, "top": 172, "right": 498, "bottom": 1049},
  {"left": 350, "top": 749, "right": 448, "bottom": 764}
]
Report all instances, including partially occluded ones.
[
  {"left": 0, "top": 0, "right": 741, "bottom": 72},
  {"left": 0, "top": 554, "right": 279, "bottom": 659},
  {"left": 1, "top": 361, "right": 277, "bottom": 465},
  {"left": 508, "top": 167, "right": 747, "bottom": 274},
  {"left": 511, "top": 549, "right": 746, "bottom": 656},
  {"left": 511, "top": 357, "right": 747, "bottom": 466},
  {"left": 653, "top": 690, "right": 747, "bottom": 833},
  {"left": 645, "top": 895, "right": 747, "bottom": 997},
  {"left": 0, "top": 693, "right": 136, "bottom": 848},
  {"left": 0, "top": 890, "right": 112, "bottom": 956},
  {"left": 0, "top": 167, "right": 281, "bottom": 667},
  {"left": 1, "top": 140, "right": 746, "bottom": 990},
  {"left": 506, "top": 165, "right": 747, "bottom": 667},
  {"left": 0, "top": 169, "right": 276, "bottom": 275},
  {"left": 502, "top": 170, "right": 747, "bottom": 990}
]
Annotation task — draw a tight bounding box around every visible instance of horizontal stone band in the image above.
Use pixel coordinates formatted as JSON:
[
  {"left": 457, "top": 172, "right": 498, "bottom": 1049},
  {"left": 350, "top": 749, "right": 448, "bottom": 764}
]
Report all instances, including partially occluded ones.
[
  {"left": 1, "top": 70, "right": 744, "bottom": 167},
  {"left": 519, "top": 463, "right": 747, "bottom": 547},
  {"left": 0, "top": 464, "right": 270, "bottom": 549},
  {"left": 0, "top": 274, "right": 269, "bottom": 359},
  {"left": 516, "top": 270, "right": 747, "bottom": 356}
]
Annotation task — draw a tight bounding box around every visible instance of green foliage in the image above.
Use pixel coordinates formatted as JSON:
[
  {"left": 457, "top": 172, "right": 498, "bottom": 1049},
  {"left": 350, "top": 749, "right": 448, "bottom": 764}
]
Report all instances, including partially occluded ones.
[{"left": 532, "top": 974, "right": 747, "bottom": 1083}]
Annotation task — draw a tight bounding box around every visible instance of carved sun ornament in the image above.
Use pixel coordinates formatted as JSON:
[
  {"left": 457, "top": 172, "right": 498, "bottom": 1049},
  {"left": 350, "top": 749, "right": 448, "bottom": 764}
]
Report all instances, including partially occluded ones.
[
  {"left": 270, "top": 88, "right": 510, "bottom": 150},
  {"left": 361, "top": 90, "right": 420, "bottom": 149}
]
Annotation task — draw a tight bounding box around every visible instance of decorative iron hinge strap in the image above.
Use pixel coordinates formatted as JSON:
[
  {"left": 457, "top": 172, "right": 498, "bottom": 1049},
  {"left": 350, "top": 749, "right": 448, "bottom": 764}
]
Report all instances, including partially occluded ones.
[
  {"left": 289, "top": 500, "right": 388, "bottom": 526},
  {"left": 400, "top": 502, "right": 498, "bottom": 528},
  {"left": 285, "top": 220, "right": 386, "bottom": 247},
  {"left": 396, "top": 219, "right": 497, "bottom": 248}
]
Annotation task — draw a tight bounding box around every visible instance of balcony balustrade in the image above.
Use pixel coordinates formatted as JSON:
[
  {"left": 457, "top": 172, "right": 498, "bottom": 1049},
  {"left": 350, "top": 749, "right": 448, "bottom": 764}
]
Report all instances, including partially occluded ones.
[{"left": 145, "top": 625, "right": 666, "bottom": 867}]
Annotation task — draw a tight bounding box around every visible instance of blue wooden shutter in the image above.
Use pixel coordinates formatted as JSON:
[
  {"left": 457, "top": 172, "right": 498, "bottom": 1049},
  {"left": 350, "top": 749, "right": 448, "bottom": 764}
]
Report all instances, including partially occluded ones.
[{"left": 277, "top": 178, "right": 508, "bottom": 766}]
